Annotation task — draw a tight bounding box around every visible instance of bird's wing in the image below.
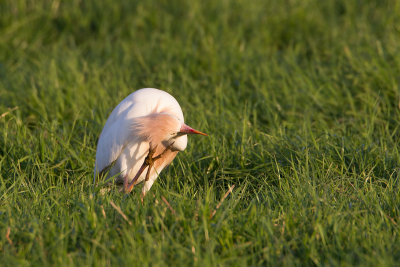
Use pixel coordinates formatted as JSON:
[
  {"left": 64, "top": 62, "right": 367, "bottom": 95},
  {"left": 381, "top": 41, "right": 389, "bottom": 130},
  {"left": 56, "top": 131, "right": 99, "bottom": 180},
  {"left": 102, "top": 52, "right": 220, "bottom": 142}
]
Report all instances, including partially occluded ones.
[{"left": 94, "top": 97, "right": 144, "bottom": 176}]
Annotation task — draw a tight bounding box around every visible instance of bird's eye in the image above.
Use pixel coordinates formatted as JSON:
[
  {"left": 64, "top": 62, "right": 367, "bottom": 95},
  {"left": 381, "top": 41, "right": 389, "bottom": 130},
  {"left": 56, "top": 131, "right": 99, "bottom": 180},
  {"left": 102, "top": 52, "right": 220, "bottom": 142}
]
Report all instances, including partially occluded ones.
[{"left": 172, "top": 132, "right": 183, "bottom": 138}]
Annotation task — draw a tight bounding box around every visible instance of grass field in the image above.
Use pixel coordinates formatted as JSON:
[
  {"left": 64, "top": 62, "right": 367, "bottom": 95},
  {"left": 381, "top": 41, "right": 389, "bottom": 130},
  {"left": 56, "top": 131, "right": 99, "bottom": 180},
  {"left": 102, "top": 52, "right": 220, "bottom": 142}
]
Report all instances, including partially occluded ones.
[{"left": 1, "top": 0, "right": 400, "bottom": 265}]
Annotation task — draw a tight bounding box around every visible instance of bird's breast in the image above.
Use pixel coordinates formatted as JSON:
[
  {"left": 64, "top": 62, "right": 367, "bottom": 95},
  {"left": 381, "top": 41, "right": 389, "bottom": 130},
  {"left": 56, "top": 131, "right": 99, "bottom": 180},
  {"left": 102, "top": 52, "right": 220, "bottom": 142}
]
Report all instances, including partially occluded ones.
[
  {"left": 114, "top": 141, "right": 178, "bottom": 185},
  {"left": 171, "top": 135, "right": 188, "bottom": 151}
]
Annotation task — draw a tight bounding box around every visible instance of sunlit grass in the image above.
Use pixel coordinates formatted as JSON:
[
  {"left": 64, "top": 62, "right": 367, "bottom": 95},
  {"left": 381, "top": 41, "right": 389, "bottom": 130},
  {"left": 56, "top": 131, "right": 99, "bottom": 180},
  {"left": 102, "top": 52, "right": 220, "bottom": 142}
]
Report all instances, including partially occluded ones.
[{"left": 0, "top": 0, "right": 399, "bottom": 265}]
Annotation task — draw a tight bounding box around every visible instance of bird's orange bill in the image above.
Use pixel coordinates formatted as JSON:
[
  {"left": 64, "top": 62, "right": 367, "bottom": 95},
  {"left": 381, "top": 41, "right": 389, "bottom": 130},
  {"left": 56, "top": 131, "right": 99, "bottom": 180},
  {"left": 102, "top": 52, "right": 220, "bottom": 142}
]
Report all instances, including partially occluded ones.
[{"left": 180, "top": 124, "right": 207, "bottom": 136}]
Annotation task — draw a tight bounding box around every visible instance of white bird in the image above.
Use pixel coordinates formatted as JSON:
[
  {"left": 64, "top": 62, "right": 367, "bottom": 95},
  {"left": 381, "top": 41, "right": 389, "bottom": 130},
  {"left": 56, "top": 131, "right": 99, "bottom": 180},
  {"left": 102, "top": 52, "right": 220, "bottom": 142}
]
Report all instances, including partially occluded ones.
[{"left": 94, "top": 88, "right": 207, "bottom": 199}]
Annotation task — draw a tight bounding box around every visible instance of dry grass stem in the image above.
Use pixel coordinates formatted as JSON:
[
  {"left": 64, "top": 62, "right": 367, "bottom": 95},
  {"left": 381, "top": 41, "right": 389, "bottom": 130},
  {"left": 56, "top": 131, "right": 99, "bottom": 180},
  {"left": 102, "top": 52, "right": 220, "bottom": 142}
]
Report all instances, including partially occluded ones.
[
  {"left": 0, "top": 107, "right": 18, "bottom": 118},
  {"left": 210, "top": 184, "right": 235, "bottom": 219},
  {"left": 110, "top": 201, "right": 132, "bottom": 225},
  {"left": 161, "top": 196, "right": 176, "bottom": 215},
  {"left": 6, "top": 227, "right": 12, "bottom": 245},
  {"left": 101, "top": 205, "right": 107, "bottom": 219}
]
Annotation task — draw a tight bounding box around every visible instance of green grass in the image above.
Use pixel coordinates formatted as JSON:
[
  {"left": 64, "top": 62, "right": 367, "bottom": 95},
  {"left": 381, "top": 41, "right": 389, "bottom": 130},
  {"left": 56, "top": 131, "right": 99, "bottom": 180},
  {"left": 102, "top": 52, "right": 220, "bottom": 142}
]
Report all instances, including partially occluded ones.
[{"left": 1, "top": 0, "right": 400, "bottom": 265}]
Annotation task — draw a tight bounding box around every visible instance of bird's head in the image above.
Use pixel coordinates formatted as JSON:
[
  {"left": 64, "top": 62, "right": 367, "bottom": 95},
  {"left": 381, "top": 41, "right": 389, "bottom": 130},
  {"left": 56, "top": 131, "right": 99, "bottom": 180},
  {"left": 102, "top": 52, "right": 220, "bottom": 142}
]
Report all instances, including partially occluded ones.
[
  {"left": 134, "top": 113, "right": 207, "bottom": 152},
  {"left": 166, "top": 118, "right": 207, "bottom": 151}
]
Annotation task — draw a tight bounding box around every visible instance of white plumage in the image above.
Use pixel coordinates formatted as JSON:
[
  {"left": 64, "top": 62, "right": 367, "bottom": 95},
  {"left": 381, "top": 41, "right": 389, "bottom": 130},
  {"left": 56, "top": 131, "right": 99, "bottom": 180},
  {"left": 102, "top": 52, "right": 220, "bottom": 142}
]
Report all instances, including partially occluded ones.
[{"left": 94, "top": 88, "right": 206, "bottom": 197}]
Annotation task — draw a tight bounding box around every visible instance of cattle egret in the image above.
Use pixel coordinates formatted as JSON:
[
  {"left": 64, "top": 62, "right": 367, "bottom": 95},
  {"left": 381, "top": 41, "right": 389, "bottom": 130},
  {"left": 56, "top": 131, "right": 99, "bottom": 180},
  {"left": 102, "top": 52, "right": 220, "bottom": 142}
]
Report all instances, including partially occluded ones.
[{"left": 94, "top": 88, "right": 206, "bottom": 199}]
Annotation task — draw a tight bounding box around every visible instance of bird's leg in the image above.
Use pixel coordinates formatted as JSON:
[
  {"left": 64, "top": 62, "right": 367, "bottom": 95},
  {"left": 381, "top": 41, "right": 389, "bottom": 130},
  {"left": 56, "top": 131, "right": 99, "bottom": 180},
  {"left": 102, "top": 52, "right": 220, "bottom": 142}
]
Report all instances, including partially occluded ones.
[
  {"left": 140, "top": 192, "right": 145, "bottom": 204},
  {"left": 144, "top": 141, "right": 174, "bottom": 182},
  {"left": 123, "top": 144, "right": 156, "bottom": 193},
  {"left": 124, "top": 142, "right": 174, "bottom": 194},
  {"left": 123, "top": 163, "right": 148, "bottom": 193}
]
